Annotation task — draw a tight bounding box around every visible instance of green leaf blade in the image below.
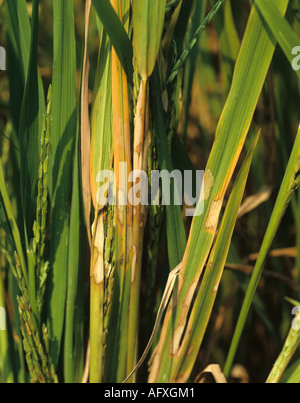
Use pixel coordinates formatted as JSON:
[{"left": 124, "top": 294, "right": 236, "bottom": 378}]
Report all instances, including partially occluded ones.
[
  {"left": 133, "top": 0, "right": 167, "bottom": 78},
  {"left": 91, "top": 0, "right": 133, "bottom": 81},
  {"left": 47, "top": 0, "right": 77, "bottom": 369},
  {"left": 19, "top": 0, "right": 45, "bottom": 236}
]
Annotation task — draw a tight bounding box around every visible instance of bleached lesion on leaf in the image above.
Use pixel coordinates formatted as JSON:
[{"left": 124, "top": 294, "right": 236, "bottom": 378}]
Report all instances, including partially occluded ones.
[
  {"left": 171, "top": 325, "right": 185, "bottom": 355},
  {"left": 170, "top": 279, "right": 198, "bottom": 356},
  {"left": 92, "top": 214, "right": 105, "bottom": 285},
  {"left": 204, "top": 169, "right": 214, "bottom": 200},
  {"left": 205, "top": 199, "right": 223, "bottom": 233}
]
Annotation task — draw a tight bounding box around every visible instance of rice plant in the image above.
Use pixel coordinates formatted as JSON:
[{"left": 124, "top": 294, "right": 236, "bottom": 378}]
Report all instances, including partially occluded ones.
[{"left": 0, "top": 0, "right": 300, "bottom": 384}]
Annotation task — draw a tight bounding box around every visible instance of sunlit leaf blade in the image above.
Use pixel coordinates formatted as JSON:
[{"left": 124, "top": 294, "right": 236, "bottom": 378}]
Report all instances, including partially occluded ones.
[
  {"left": 106, "top": 0, "right": 133, "bottom": 382},
  {"left": 89, "top": 24, "right": 113, "bottom": 385},
  {"left": 90, "top": 30, "right": 112, "bottom": 210},
  {"left": 91, "top": 0, "right": 133, "bottom": 81},
  {"left": 132, "top": 0, "right": 167, "bottom": 78}
]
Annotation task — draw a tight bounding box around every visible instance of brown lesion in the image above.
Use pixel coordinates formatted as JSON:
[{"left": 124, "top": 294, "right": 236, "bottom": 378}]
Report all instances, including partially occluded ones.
[
  {"left": 170, "top": 279, "right": 198, "bottom": 356},
  {"left": 205, "top": 198, "right": 223, "bottom": 233},
  {"left": 92, "top": 213, "right": 105, "bottom": 285}
]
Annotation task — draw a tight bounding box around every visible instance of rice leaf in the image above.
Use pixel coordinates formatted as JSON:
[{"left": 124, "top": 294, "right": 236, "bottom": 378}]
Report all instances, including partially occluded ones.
[
  {"left": 166, "top": 131, "right": 260, "bottom": 381},
  {"left": 89, "top": 6, "right": 113, "bottom": 386},
  {"left": 132, "top": 0, "right": 167, "bottom": 79},
  {"left": 64, "top": 98, "right": 82, "bottom": 384},
  {"left": 255, "top": 0, "right": 300, "bottom": 81},
  {"left": 0, "top": 160, "right": 27, "bottom": 283},
  {"left": 47, "top": 0, "right": 77, "bottom": 368},
  {"left": 81, "top": 0, "right": 92, "bottom": 246},
  {"left": 90, "top": 30, "right": 112, "bottom": 211},
  {"left": 225, "top": 122, "right": 300, "bottom": 377},
  {"left": 5, "top": 0, "right": 31, "bottom": 137},
  {"left": 266, "top": 307, "right": 300, "bottom": 383},
  {"left": 18, "top": 0, "right": 45, "bottom": 235},
  {"left": 149, "top": 0, "right": 289, "bottom": 382},
  {"left": 91, "top": 0, "right": 133, "bottom": 81},
  {"left": 64, "top": 4, "right": 90, "bottom": 380}
]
